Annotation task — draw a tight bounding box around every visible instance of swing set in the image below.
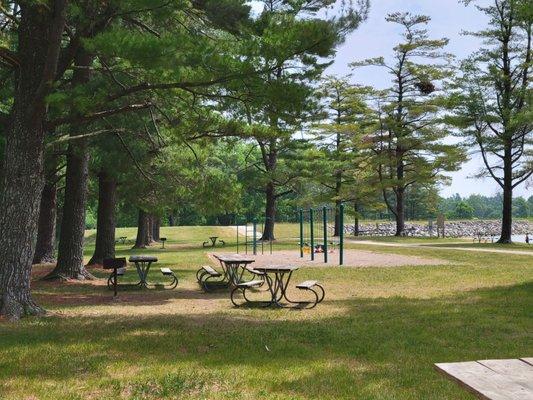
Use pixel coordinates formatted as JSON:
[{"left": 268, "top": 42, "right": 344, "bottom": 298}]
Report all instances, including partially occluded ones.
[
  {"left": 299, "top": 205, "right": 344, "bottom": 266},
  {"left": 235, "top": 218, "right": 273, "bottom": 256}
]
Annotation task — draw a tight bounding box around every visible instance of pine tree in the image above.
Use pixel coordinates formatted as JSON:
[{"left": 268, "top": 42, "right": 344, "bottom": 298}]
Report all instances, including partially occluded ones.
[
  {"left": 449, "top": 0, "right": 532, "bottom": 243},
  {"left": 312, "top": 76, "right": 379, "bottom": 235},
  {"left": 351, "top": 12, "right": 465, "bottom": 236},
  {"left": 225, "top": 0, "right": 369, "bottom": 240}
]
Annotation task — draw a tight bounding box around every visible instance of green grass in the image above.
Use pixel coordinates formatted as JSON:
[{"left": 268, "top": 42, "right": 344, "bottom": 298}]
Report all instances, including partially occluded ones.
[{"left": 1, "top": 225, "right": 532, "bottom": 400}]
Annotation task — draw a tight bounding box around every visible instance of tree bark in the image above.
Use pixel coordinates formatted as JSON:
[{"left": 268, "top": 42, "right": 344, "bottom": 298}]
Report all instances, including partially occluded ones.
[
  {"left": 498, "top": 147, "right": 513, "bottom": 243},
  {"left": 152, "top": 216, "right": 160, "bottom": 242},
  {"left": 394, "top": 153, "right": 405, "bottom": 236},
  {"left": 133, "top": 209, "right": 153, "bottom": 248},
  {"left": 0, "top": 0, "right": 67, "bottom": 320},
  {"left": 353, "top": 201, "right": 359, "bottom": 236},
  {"left": 45, "top": 51, "right": 94, "bottom": 280},
  {"left": 261, "top": 182, "right": 276, "bottom": 241},
  {"left": 168, "top": 214, "right": 175, "bottom": 226},
  {"left": 334, "top": 199, "right": 342, "bottom": 237},
  {"left": 333, "top": 123, "right": 342, "bottom": 236},
  {"left": 87, "top": 171, "right": 117, "bottom": 265},
  {"left": 395, "top": 186, "right": 405, "bottom": 236},
  {"left": 33, "top": 181, "right": 57, "bottom": 264}
]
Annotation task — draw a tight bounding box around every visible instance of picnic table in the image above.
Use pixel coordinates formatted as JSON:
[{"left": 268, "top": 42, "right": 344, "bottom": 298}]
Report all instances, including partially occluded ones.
[
  {"left": 251, "top": 265, "right": 299, "bottom": 307},
  {"left": 203, "top": 236, "right": 225, "bottom": 248},
  {"left": 212, "top": 253, "right": 255, "bottom": 286},
  {"left": 230, "top": 264, "right": 325, "bottom": 308},
  {"left": 129, "top": 255, "right": 158, "bottom": 288},
  {"left": 473, "top": 232, "right": 495, "bottom": 243},
  {"left": 435, "top": 358, "right": 533, "bottom": 400}
]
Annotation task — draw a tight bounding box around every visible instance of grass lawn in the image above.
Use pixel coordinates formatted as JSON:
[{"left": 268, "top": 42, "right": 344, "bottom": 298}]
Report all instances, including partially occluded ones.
[{"left": 1, "top": 226, "right": 532, "bottom": 399}]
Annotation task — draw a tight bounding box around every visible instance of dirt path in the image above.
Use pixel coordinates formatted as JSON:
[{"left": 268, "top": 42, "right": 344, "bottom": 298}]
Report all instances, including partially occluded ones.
[
  {"left": 347, "top": 240, "right": 533, "bottom": 256},
  {"left": 210, "top": 249, "right": 446, "bottom": 268}
]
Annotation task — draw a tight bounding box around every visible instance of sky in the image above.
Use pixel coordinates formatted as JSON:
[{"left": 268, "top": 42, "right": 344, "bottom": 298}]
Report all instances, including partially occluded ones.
[
  {"left": 250, "top": 0, "right": 532, "bottom": 198},
  {"left": 329, "top": 0, "right": 532, "bottom": 198}
]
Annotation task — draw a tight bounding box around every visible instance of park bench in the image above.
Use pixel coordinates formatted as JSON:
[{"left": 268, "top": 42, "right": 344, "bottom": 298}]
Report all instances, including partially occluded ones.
[
  {"left": 160, "top": 267, "right": 179, "bottom": 289},
  {"left": 295, "top": 280, "right": 325, "bottom": 308}
]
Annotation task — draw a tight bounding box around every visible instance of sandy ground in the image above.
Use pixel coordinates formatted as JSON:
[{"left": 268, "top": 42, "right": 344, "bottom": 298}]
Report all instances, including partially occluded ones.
[
  {"left": 211, "top": 249, "right": 446, "bottom": 268},
  {"left": 27, "top": 249, "right": 445, "bottom": 319}
]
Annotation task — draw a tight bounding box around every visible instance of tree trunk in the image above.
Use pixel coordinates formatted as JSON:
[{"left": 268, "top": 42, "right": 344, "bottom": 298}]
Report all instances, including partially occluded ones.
[
  {"left": 33, "top": 182, "right": 57, "bottom": 264},
  {"left": 133, "top": 209, "right": 153, "bottom": 248},
  {"left": 395, "top": 187, "right": 405, "bottom": 236},
  {"left": 45, "top": 51, "right": 94, "bottom": 280},
  {"left": 87, "top": 171, "right": 117, "bottom": 265},
  {"left": 261, "top": 182, "right": 276, "bottom": 241},
  {"left": 334, "top": 199, "right": 342, "bottom": 237},
  {"left": 0, "top": 0, "right": 67, "bottom": 320},
  {"left": 47, "top": 139, "right": 92, "bottom": 279},
  {"left": 395, "top": 157, "right": 405, "bottom": 236},
  {"left": 168, "top": 214, "right": 175, "bottom": 226},
  {"left": 152, "top": 216, "right": 160, "bottom": 242},
  {"left": 353, "top": 202, "right": 359, "bottom": 236},
  {"left": 498, "top": 148, "right": 513, "bottom": 243}
]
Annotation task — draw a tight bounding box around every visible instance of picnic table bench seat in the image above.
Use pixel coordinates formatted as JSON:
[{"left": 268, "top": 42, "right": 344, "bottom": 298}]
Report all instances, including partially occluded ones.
[
  {"left": 231, "top": 279, "right": 269, "bottom": 306},
  {"left": 295, "top": 280, "right": 325, "bottom": 308},
  {"left": 160, "top": 267, "right": 179, "bottom": 289},
  {"left": 245, "top": 266, "right": 266, "bottom": 276},
  {"left": 196, "top": 265, "right": 221, "bottom": 280},
  {"left": 236, "top": 279, "right": 264, "bottom": 288},
  {"left": 296, "top": 280, "right": 318, "bottom": 289},
  {"left": 196, "top": 265, "right": 225, "bottom": 291}
]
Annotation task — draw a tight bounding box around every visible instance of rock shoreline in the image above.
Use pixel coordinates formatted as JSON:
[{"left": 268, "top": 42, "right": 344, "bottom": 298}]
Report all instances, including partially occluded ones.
[{"left": 349, "top": 220, "right": 532, "bottom": 238}]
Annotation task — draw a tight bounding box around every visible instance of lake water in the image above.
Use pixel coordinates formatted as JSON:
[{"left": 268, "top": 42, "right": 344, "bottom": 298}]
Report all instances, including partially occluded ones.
[{"left": 511, "top": 234, "right": 529, "bottom": 243}]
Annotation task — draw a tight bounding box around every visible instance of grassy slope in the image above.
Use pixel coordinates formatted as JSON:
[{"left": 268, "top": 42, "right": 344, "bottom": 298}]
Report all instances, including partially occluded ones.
[{"left": 0, "top": 225, "right": 531, "bottom": 400}]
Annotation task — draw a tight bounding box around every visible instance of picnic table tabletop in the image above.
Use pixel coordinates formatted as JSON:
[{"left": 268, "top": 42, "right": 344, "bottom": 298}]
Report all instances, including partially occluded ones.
[
  {"left": 435, "top": 358, "right": 533, "bottom": 400},
  {"left": 129, "top": 255, "right": 158, "bottom": 262},
  {"left": 252, "top": 265, "right": 300, "bottom": 273},
  {"left": 210, "top": 254, "right": 256, "bottom": 287},
  {"left": 213, "top": 253, "right": 255, "bottom": 263}
]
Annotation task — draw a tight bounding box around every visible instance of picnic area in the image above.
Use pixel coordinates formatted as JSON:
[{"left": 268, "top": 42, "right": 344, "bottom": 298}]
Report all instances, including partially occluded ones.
[
  {"left": 0, "top": 225, "right": 530, "bottom": 399},
  {"left": 1, "top": 0, "right": 532, "bottom": 399}
]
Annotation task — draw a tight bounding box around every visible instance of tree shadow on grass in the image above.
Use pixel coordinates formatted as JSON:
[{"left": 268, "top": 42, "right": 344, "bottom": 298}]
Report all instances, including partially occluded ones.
[{"left": 0, "top": 281, "right": 531, "bottom": 399}]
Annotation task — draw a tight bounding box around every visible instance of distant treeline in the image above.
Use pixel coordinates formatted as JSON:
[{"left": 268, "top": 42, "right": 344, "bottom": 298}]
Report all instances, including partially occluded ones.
[
  {"left": 91, "top": 192, "right": 532, "bottom": 229},
  {"left": 438, "top": 194, "right": 532, "bottom": 220}
]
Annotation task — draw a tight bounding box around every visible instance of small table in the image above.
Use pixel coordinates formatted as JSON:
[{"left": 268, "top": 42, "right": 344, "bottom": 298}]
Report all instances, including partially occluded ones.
[
  {"left": 203, "top": 236, "right": 225, "bottom": 248},
  {"left": 129, "top": 255, "right": 158, "bottom": 288},
  {"left": 435, "top": 358, "right": 533, "bottom": 399},
  {"left": 212, "top": 253, "right": 255, "bottom": 286},
  {"left": 251, "top": 265, "right": 300, "bottom": 307}
]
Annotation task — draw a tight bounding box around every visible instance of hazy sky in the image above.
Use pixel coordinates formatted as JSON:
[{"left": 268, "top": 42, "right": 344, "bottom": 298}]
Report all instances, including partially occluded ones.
[
  {"left": 251, "top": 0, "right": 532, "bottom": 198},
  {"left": 329, "top": 0, "right": 532, "bottom": 198}
]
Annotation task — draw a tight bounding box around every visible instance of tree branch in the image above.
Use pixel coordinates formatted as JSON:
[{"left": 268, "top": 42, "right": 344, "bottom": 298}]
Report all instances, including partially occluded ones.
[{"left": 47, "top": 102, "right": 152, "bottom": 128}]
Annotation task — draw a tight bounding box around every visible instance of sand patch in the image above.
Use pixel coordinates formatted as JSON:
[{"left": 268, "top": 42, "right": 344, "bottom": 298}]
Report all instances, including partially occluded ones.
[{"left": 211, "top": 249, "right": 446, "bottom": 268}]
